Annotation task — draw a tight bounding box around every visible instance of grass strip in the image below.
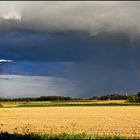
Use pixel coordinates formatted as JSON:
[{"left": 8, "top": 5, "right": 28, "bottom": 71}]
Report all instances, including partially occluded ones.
[{"left": 0, "top": 132, "right": 138, "bottom": 140}]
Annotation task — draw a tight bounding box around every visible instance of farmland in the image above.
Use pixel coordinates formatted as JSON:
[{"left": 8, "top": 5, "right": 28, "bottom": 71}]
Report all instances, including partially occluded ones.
[
  {"left": 1, "top": 100, "right": 140, "bottom": 108},
  {"left": 0, "top": 106, "right": 140, "bottom": 139}
]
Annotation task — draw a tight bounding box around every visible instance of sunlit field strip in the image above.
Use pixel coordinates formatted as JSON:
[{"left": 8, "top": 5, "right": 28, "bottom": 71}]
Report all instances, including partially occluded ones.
[{"left": 1, "top": 100, "right": 140, "bottom": 108}]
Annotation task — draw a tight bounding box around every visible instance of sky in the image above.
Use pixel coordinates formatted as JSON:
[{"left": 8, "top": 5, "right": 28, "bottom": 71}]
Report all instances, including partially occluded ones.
[{"left": 0, "top": 1, "right": 140, "bottom": 97}]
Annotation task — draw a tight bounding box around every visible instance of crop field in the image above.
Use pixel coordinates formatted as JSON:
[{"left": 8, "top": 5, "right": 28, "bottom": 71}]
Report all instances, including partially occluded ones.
[
  {"left": 0, "top": 106, "right": 140, "bottom": 138},
  {"left": 1, "top": 100, "right": 139, "bottom": 108}
]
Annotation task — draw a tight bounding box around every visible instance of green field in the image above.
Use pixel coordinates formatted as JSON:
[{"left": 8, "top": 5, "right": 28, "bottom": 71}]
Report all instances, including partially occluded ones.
[{"left": 0, "top": 100, "right": 140, "bottom": 108}]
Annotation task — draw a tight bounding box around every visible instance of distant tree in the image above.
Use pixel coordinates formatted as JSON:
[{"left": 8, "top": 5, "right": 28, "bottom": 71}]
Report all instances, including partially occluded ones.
[
  {"left": 89, "top": 96, "right": 99, "bottom": 100},
  {"left": 99, "top": 94, "right": 127, "bottom": 100},
  {"left": 136, "top": 91, "right": 140, "bottom": 97},
  {"left": 127, "top": 95, "right": 138, "bottom": 103}
]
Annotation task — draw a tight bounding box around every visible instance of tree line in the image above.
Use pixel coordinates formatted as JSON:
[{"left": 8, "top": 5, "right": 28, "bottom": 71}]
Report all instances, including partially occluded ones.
[
  {"left": 0, "top": 94, "right": 129, "bottom": 102},
  {"left": 0, "top": 92, "right": 139, "bottom": 102},
  {"left": 90, "top": 94, "right": 127, "bottom": 100},
  {"left": 127, "top": 92, "right": 140, "bottom": 103},
  {"left": 0, "top": 96, "right": 72, "bottom": 102}
]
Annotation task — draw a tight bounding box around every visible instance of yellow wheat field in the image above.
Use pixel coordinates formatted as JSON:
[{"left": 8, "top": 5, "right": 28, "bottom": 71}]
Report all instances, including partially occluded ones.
[{"left": 0, "top": 107, "right": 140, "bottom": 136}]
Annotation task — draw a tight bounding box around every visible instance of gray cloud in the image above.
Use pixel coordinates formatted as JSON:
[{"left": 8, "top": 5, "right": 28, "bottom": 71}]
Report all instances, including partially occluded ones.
[
  {"left": 0, "top": 2, "right": 139, "bottom": 38},
  {"left": 0, "top": 74, "right": 78, "bottom": 98}
]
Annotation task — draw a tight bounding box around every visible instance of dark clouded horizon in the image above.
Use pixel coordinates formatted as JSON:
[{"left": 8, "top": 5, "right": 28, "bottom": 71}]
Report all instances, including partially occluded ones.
[{"left": 0, "top": 1, "right": 140, "bottom": 97}]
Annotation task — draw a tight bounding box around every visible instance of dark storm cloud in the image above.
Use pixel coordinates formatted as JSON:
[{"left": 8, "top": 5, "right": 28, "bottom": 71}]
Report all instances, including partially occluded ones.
[
  {"left": 0, "top": 30, "right": 137, "bottom": 68},
  {"left": 0, "top": 1, "right": 140, "bottom": 60},
  {"left": 0, "top": 1, "right": 140, "bottom": 97},
  {"left": 0, "top": 2, "right": 140, "bottom": 37},
  {"left": 1, "top": 29, "right": 140, "bottom": 97}
]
